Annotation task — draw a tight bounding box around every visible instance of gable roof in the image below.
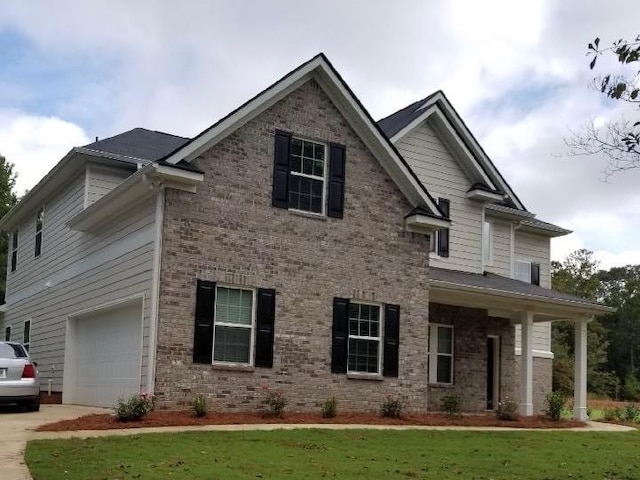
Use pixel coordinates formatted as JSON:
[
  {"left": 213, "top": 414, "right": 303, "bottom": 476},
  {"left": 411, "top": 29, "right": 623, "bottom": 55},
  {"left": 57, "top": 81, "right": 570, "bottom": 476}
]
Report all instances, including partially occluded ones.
[
  {"left": 378, "top": 91, "right": 526, "bottom": 211},
  {"left": 160, "top": 53, "right": 447, "bottom": 220},
  {"left": 83, "top": 128, "right": 190, "bottom": 163}
]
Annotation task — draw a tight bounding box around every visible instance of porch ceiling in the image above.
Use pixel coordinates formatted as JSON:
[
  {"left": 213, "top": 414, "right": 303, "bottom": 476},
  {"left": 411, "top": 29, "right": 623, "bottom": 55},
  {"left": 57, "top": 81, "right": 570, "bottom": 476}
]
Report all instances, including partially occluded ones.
[{"left": 429, "top": 267, "right": 614, "bottom": 322}]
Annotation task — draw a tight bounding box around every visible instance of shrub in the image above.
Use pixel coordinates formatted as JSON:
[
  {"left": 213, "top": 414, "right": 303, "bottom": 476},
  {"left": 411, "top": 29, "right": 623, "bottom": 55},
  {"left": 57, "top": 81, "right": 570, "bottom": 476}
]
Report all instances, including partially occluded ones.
[
  {"left": 320, "top": 396, "right": 337, "bottom": 418},
  {"left": 622, "top": 403, "right": 640, "bottom": 422},
  {"left": 603, "top": 407, "right": 621, "bottom": 422},
  {"left": 621, "top": 375, "right": 640, "bottom": 402},
  {"left": 191, "top": 394, "right": 208, "bottom": 418},
  {"left": 545, "top": 391, "right": 567, "bottom": 421},
  {"left": 495, "top": 397, "right": 518, "bottom": 421},
  {"left": 114, "top": 393, "right": 155, "bottom": 422},
  {"left": 381, "top": 394, "right": 403, "bottom": 418},
  {"left": 441, "top": 393, "right": 462, "bottom": 417},
  {"left": 263, "top": 388, "right": 287, "bottom": 417}
]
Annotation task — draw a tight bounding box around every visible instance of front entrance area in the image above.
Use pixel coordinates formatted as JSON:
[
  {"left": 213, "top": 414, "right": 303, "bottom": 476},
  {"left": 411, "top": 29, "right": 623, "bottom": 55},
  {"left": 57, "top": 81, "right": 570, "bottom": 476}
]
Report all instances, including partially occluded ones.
[
  {"left": 63, "top": 299, "right": 143, "bottom": 407},
  {"left": 486, "top": 336, "right": 500, "bottom": 410}
]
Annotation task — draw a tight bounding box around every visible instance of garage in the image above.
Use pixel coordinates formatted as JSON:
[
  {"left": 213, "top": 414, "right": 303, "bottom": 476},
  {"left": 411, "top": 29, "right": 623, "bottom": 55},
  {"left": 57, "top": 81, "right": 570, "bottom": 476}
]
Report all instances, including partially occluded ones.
[{"left": 64, "top": 300, "right": 143, "bottom": 407}]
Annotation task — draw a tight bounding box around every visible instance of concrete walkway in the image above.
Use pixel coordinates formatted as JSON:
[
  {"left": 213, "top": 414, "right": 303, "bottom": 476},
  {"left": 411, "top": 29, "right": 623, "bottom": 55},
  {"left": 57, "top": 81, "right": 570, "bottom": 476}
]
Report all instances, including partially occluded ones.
[{"left": 0, "top": 404, "right": 108, "bottom": 480}]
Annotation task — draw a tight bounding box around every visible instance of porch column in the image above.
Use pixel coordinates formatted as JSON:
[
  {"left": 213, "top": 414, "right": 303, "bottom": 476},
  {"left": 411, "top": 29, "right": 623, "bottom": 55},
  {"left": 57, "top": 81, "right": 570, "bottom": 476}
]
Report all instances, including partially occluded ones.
[
  {"left": 573, "top": 317, "right": 589, "bottom": 421},
  {"left": 519, "top": 311, "right": 534, "bottom": 416}
]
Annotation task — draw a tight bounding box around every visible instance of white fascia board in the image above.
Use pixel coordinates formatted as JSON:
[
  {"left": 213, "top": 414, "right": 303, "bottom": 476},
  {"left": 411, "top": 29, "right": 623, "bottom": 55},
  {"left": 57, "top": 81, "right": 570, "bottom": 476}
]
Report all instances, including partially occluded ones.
[
  {"left": 466, "top": 189, "right": 505, "bottom": 202},
  {"left": 486, "top": 203, "right": 536, "bottom": 219},
  {"left": 518, "top": 221, "right": 572, "bottom": 238},
  {"left": 68, "top": 163, "right": 203, "bottom": 231},
  {"left": 429, "top": 279, "right": 616, "bottom": 317},
  {"left": 515, "top": 348, "right": 555, "bottom": 359},
  {"left": 405, "top": 214, "right": 450, "bottom": 234}
]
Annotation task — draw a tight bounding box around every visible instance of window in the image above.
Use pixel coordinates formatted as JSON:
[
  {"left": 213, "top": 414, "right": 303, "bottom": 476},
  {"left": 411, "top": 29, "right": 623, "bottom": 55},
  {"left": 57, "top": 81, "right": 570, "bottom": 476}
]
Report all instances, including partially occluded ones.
[
  {"left": 347, "top": 302, "right": 381, "bottom": 374},
  {"left": 431, "top": 198, "right": 450, "bottom": 257},
  {"left": 35, "top": 207, "right": 44, "bottom": 257},
  {"left": 192, "top": 281, "right": 276, "bottom": 367},
  {"left": 23, "top": 320, "right": 31, "bottom": 352},
  {"left": 10, "top": 230, "right": 18, "bottom": 272},
  {"left": 513, "top": 260, "right": 540, "bottom": 286},
  {"left": 331, "top": 298, "right": 400, "bottom": 377},
  {"left": 4, "top": 326, "right": 10, "bottom": 341},
  {"left": 482, "top": 220, "right": 493, "bottom": 265},
  {"left": 272, "top": 130, "right": 346, "bottom": 218},
  {"left": 429, "top": 324, "right": 453, "bottom": 384}
]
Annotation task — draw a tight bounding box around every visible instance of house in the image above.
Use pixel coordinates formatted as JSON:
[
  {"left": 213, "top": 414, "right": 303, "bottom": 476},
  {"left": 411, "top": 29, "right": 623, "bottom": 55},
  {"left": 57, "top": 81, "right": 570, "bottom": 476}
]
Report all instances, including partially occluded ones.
[{"left": 0, "top": 54, "right": 612, "bottom": 418}]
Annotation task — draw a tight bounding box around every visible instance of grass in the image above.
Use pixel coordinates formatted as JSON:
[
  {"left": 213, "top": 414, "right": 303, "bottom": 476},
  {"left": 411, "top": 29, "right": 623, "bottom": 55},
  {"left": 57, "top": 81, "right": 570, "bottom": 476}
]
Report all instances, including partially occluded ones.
[{"left": 26, "top": 429, "right": 640, "bottom": 480}]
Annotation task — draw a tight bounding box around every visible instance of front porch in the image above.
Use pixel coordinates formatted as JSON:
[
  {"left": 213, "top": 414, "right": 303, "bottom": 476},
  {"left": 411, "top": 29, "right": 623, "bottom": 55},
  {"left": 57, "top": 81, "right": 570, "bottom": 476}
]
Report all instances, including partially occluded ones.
[{"left": 429, "top": 267, "right": 614, "bottom": 420}]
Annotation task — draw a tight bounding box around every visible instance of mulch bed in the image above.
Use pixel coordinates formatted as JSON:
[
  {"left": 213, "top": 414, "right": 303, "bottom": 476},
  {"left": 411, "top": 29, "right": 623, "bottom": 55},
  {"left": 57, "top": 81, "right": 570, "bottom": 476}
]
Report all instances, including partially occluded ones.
[{"left": 36, "top": 410, "right": 585, "bottom": 432}]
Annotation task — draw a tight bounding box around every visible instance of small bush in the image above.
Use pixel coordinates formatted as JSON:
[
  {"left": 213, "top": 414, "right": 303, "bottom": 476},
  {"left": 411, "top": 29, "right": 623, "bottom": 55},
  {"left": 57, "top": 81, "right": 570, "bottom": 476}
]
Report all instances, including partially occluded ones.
[
  {"left": 381, "top": 394, "right": 403, "bottom": 418},
  {"left": 263, "top": 388, "right": 287, "bottom": 417},
  {"left": 545, "top": 391, "right": 567, "bottom": 421},
  {"left": 495, "top": 397, "right": 518, "bottom": 421},
  {"left": 622, "top": 403, "right": 640, "bottom": 422},
  {"left": 320, "top": 396, "right": 337, "bottom": 418},
  {"left": 191, "top": 394, "right": 208, "bottom": 418},
  {"left": 442, "top": 393, "right": 462, "bottom": 417},
  {"left": 114, "top": 393, "right": 155, "bottom": 422},
  {"left": 603, "top": 407, "right": 621, "bottom": 422}
]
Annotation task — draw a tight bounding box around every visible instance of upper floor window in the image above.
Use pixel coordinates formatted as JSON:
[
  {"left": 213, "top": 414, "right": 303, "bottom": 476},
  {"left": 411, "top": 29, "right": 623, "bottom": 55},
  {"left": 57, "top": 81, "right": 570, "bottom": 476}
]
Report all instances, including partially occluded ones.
[
  {"left": 429, "top": 324, "right": 454, "bottom": 384},
  {"left": 10, "top": 230, "right": 18, "bottom": 272},
  {"left": 35, "top": 207, "right": 44, "bottom": 257},
  {"left": 23, "top": 320, "right": 31, "bottom": 351},
  {"left": 4, "top": 326, "right": 10, "bottom": 341},
  {"left": 430, "top": 198, "right": 450, "bottom": 257},
  {"left": 513, "top": 260, "right": 540, "bottom": 286},
  {"left": 272, "top": 130, "right": 346, "bottom": 218},
  {"left": 482, "top": 220, "right": 493, "bottom": 265}
]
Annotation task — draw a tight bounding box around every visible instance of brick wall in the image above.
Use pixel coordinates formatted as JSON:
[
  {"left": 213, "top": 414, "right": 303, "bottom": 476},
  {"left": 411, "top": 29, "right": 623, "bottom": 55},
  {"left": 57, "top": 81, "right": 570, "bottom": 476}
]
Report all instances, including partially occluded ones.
[
  {"left": 428, "top": 303, "right": 517, "bottom": 412},
  {"left": 154, "top": 79, "right": 432, "bottom": 413}
]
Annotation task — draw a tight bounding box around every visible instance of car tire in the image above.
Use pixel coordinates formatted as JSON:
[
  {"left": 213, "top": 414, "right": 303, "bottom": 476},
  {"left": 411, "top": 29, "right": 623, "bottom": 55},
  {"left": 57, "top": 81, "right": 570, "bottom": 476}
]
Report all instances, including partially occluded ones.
[{"left": 26, "top": 397, "right": 40, "bottom": 412}]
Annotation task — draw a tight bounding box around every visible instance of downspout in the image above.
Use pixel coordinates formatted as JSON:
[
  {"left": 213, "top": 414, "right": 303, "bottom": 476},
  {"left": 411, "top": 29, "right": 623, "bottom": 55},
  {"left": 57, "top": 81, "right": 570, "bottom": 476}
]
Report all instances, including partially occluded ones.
[{"left": 146, "top": 186, "right": 165, "bottom": 394}]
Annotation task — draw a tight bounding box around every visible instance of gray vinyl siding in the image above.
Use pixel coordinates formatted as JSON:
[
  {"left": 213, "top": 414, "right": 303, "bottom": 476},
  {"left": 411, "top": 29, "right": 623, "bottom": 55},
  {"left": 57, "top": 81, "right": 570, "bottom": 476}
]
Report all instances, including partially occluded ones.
[
  {"left": 85, "top": 165, "right": 130, "bottom": 207},
  {"left": 3, "top": 171, "right": 156, "bottom": 393},
  {"left": 396, "top": 120, "right": 483, "bottom": 272}
]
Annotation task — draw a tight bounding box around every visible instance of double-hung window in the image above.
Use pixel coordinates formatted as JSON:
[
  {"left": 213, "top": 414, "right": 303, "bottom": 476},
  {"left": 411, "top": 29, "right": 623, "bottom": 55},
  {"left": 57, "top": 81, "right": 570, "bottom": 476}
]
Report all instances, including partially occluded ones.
[
  {"left": 482, "top": 220, "right": 493, "bottom": 265},
  {"left": 23, "top": 320, "right": 31, "bottom": 352},
  {"left": 429, "top": 324, "right": 454, "bottom": 384},
  {"left": 513, "top": 260, "right": 540, "bottom": 286},
  {"left": 272, "top": 130, "right": 346, "bottom": 218},
  {"left": 193, "top": 281, "right": 276, "bottom": 368},
  {"left": 10, "top": 230, "right": 18, "bottom": 272},
  {"left": 213, "top": 286, "right": 254, "bottom": 364},
  {"left": 430, "top": 198, "right": 450, "bottom": 257},
  {"left": 35, "top": 207, "right": 44, "bottom": 257},
  {"left": 347, "top": 302, "right": 381, "bottom": 374}
]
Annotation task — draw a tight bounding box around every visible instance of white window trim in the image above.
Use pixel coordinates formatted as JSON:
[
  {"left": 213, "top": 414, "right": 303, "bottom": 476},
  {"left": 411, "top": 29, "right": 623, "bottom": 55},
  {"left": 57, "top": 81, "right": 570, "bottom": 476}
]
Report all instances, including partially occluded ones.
[
  {"left": 482, "top": 220, "right": 493, "bottom": 266},
  {"left": 429, "top": 323, "right": 454, "bottom": 385},
  {"left": 347, "top": 300, "right": 383, "bottom": 376},
  {"left": 513, "top": 259, "right": 532, "bottom": 283},
  {"left": 288, "top": 137, "right": 328, "bottom": 217},
  {"left": 23, "top": 319, "right": 31, "bottom": 351},
  {"left": 211, "top": 285, "right": 256, "bottom": 367}
]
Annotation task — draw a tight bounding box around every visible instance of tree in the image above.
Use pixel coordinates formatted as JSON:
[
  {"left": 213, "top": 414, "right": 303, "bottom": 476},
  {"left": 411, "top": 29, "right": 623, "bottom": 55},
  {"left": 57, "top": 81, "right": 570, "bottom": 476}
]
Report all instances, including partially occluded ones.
[
  {"left": 0, "top": 154, "right": 18, "bottom": 303},
  {"left": 566, "top": 35, "right": 640, "bottom": 176},
  {"left": 550, "top": 250, "right": 614, "bottom": 396}
]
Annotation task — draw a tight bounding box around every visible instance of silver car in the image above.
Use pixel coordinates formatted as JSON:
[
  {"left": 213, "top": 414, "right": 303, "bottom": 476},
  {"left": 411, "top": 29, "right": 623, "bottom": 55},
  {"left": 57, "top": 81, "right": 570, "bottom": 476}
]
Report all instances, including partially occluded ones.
[{"left": 0, "top": 341, "right": 40, "bottom": 411}]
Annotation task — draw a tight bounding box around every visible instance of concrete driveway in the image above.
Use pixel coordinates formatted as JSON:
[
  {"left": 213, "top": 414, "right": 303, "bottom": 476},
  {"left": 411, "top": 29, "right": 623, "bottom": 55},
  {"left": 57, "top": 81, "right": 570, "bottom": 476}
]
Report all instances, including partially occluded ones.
[{"left": 0, "top": 404, "right": 107, "bottom": 480}]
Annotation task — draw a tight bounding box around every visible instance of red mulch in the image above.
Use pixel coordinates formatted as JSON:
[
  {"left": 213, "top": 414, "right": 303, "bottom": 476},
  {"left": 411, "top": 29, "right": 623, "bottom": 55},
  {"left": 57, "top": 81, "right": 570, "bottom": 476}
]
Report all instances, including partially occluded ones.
[{"left": 36, "top": 410, "right": 585, "bottom": 432}]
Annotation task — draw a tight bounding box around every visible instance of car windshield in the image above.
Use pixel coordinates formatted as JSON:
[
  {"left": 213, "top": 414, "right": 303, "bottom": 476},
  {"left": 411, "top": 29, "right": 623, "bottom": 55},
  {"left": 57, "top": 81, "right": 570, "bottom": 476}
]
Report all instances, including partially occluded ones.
[{"left": 0, "top": 343, "right": 27, "bottom": 359}]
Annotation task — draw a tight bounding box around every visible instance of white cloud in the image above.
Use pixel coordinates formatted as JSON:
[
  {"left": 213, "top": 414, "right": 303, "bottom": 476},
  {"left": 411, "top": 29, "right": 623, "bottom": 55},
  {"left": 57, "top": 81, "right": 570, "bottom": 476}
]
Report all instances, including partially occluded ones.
[{"left": 0, "top": 110, "right": 90, "bottom": 193}]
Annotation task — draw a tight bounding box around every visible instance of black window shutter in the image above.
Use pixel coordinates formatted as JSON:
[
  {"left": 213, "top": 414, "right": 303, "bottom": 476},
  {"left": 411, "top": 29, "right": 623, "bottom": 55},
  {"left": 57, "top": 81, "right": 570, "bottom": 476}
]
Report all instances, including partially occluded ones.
[
  {"left": 383, "top": 304, "right": 400, "bottom": 377},
  {"left": 193, "top": 280, "right": 215, "bottom": 364},
  {"left": 531, "top": 263, "right": 540, "bottom": 286},
  {"left": 437, "top": 198, "right": 450, "bottom": 258},
  {"left": 255, "top": 288, "right": 276, "bottom": 368},
  {"left": 272, "top": 130, "right": 291, "bottom": 208},
  {"left": 331, "top": 297, "right": 350, "bottom": 373},
  {"left": 327, "top": 143, "right": 346, "bottom": 218}
]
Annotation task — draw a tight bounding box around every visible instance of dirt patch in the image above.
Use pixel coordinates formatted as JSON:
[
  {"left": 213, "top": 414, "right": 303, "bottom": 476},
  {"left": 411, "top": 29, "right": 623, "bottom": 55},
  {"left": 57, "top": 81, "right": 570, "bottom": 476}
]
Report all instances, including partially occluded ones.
[{"left": 36, "top": 410, "right": 586, "bottom": 432}]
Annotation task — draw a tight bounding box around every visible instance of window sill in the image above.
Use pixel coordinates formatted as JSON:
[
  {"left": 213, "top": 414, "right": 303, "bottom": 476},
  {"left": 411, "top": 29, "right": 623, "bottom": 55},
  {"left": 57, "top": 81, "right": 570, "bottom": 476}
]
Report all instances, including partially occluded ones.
[
  {"left": 288, "top": 209, "right": 328, "bottom": 221},
  {"left": 210, "top": 363, "right": 255, "bottom": 373},
  {"left": 429, "top": 382, "right": 454, "bottom": 388},
  {"left": 347, "top": 372, "right": 384, "bottom": 381}
]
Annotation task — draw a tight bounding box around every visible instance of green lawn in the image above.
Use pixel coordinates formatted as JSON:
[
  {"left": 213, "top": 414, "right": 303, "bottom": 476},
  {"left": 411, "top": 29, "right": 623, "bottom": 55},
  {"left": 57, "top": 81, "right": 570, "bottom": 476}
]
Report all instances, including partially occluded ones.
[{"left": 26, "top": 429, "right": 640, "bottom": 480}]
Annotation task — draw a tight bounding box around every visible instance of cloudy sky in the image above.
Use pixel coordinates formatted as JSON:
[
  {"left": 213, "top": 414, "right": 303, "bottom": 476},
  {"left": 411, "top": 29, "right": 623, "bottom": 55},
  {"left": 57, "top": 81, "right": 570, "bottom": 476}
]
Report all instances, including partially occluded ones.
[{"left": 0, "top": 1, "right": 637, "bottom": 269}]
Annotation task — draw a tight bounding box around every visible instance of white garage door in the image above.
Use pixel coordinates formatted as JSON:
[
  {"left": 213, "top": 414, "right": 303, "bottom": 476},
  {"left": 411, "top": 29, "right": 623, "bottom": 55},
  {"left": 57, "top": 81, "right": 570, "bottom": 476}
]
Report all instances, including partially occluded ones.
[{"left": 71, "top": 301, "right": 142, "bottom": 407}]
